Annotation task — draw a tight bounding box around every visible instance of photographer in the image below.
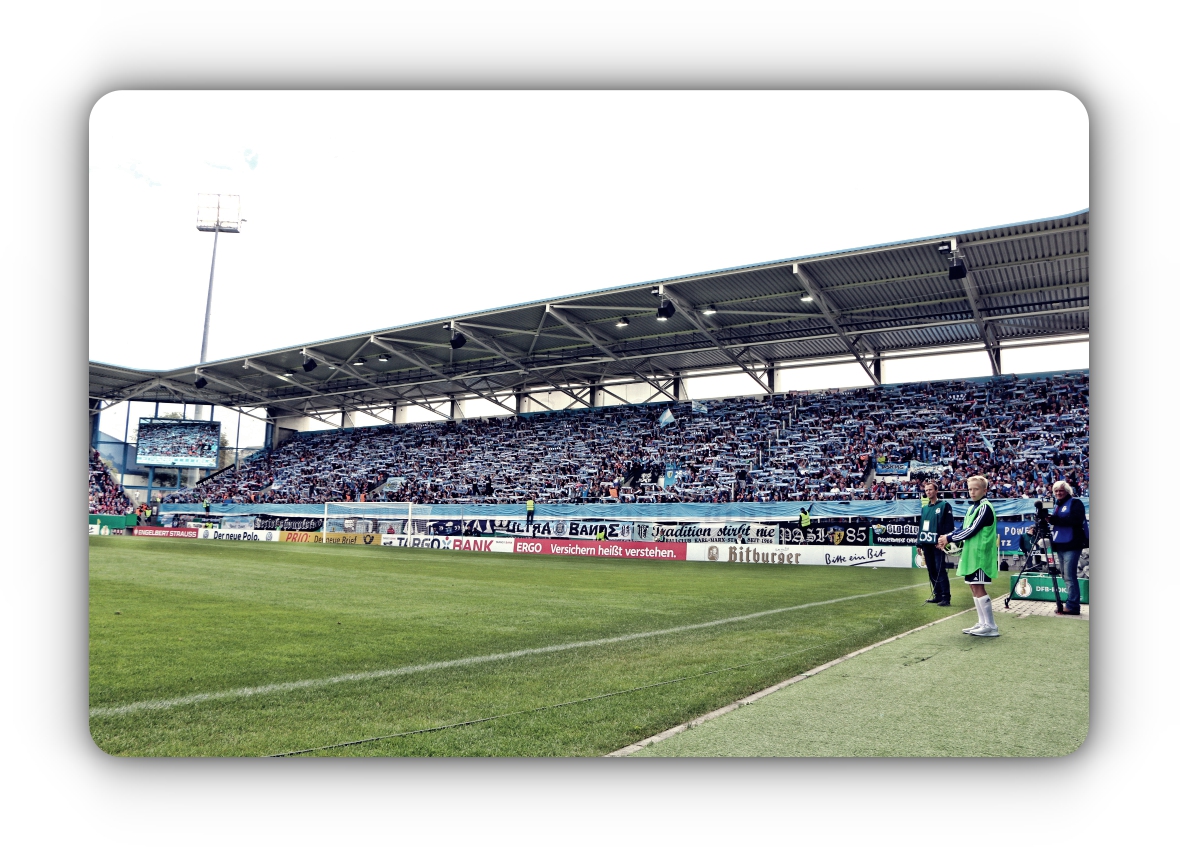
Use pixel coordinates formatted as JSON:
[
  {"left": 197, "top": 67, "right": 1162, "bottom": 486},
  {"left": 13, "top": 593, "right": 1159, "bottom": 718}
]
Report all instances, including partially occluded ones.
[
  {"left": 1047, "top": 480, "right": 1087, "bottom": 616},
  {"left": 918, "top": 480, "right": 955, "bottom": 606},
  {"left": 939, "top": 475, "right": 1000, "bottom": 637}
]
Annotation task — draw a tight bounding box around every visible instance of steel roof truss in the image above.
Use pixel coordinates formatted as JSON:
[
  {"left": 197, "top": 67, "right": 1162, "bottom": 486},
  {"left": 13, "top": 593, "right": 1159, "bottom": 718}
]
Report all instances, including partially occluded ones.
[
  {"left": 959, "top": 265, "right": 1002, "bottom": 375},
  {"left": 450, "top": 320, "right": 588, "bottom": 409},
  {"left": 790, "top": 265, "right": 880, "bottom": 386},
  {"left": 369, "top": 336, "right": 518, "bottom": 417}
]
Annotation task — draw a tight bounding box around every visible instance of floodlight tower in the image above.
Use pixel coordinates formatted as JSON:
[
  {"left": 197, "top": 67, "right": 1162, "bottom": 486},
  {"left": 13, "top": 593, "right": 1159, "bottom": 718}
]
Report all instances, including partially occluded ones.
[{"left": 196, "top": 194, "right": 243, "bottom": 363}]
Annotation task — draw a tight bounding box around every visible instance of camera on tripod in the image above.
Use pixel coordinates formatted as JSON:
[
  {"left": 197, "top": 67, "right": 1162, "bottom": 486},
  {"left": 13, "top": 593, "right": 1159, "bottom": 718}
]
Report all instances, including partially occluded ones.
[
  {"left": 1032, "top": 500, "right": 1052, "bottom": 538},
  {"left": 1003, "top": 499, "right": 1065, "bottom": 611}
]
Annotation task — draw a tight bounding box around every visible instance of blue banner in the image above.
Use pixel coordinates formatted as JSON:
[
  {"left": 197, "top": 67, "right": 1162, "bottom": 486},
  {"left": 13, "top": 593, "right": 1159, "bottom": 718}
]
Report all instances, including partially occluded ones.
[{"left": 161, "top": 497, "right": 1085, "bottom": 521}]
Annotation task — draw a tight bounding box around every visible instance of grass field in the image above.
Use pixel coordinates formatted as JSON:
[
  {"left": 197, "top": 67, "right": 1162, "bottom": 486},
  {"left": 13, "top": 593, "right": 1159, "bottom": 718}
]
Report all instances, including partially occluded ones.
[{"left": 91, "top": 535, "right": 970, "bottom": 757}]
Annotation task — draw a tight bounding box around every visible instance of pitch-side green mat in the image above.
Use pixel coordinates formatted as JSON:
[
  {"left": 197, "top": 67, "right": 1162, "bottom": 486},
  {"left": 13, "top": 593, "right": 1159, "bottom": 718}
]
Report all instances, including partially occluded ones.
[{"left": 88, "top": 536, "right": 1085, "bottom": 757}]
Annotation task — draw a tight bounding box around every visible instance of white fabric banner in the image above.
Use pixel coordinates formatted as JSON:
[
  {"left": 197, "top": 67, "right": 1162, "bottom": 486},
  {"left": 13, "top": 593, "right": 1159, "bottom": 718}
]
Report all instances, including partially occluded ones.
[{"left": 633, "top": 521, "right": 779, "bottom": 544}]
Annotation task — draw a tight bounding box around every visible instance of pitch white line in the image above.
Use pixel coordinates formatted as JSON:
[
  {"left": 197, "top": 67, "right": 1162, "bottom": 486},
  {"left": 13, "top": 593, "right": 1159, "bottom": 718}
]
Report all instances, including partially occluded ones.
[{"left": 90, "top": 583, "right": 924, "bottom": 718}]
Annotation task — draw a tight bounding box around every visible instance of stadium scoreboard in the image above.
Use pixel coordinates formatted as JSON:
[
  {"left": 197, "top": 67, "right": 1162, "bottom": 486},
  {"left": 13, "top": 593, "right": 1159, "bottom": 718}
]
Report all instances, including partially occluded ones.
[{"left": 135, "top": 418, "right": 222, "bottom": 468}]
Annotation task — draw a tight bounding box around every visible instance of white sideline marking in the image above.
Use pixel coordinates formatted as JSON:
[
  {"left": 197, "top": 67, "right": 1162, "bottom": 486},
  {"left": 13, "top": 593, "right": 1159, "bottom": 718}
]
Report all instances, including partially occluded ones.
[{"left": 90, "top": 583, "right": 924, "bottom": 719}]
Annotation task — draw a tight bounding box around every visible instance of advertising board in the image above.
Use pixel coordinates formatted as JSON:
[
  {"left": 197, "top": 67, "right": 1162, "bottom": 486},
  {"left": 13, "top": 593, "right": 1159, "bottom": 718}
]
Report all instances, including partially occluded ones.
[
  {"left": 131, "top": 526, "right": 199, "bottom": 538},
  {"left": 685, "top": 542, "right": 913, "bottom": 568},
  {"left": 196, "top": 528, "right": 280, "bottom": 542},
  {"left": 512, "top": 538, "right": 686, "bottom": 560},
  {"left": 381, "top": 535, "right": 515, "bottom": 553}
]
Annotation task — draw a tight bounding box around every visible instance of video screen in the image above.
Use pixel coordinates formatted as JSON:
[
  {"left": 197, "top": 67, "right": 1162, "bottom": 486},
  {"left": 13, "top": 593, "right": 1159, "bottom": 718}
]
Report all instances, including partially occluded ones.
[{"left": 135, "top": 418, "right": 221, "bottom": 468}]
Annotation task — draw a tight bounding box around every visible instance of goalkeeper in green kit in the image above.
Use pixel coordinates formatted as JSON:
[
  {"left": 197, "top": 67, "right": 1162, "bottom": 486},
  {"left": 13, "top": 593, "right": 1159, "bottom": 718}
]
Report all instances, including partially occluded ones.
[{"left": 939, "top": 475, "right": 1000, "bottom": 637}]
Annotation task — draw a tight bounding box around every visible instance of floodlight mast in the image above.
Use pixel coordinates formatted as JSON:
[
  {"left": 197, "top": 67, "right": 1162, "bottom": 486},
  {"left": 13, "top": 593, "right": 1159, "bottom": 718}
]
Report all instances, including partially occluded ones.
[{"left": 196, "top": 194, "right": 242, "bottom": 364}]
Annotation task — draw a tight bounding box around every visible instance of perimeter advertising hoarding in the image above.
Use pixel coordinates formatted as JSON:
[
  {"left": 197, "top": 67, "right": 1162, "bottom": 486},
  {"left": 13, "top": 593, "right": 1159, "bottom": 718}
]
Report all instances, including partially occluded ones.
[
  {"left": 281, "top": 531, "right": 382, "bottom": 545},
  {"left": 381, "top": 535, "right": 515, "bottom": 553},
  {"left": 513, "top": 539, "right": 686, "bottom": 560},
  {"left": 196, "top": 528, "right": 280, "bottom": 542},
  {"left": 131, "top": 526, "right": 199, "bottom": 538},
  {"left": 135, "top": 418, "right": 222, "bottom": 468},
  {"left": 685, "top": 542, "right": 913, "bottom": 568}
]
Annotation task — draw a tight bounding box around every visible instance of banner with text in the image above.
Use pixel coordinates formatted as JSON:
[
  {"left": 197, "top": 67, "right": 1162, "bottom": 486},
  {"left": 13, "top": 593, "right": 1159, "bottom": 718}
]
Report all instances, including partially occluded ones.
[
  {"left": 196, "top": 527, "right": 281, "bottom": 542},
  {"left": 632, "top": 521, "right": 779, "bottom": 545},
  {"left": 131, "top": 526, "right": 199, "bottom": 538},
  {"left": 686, "top": 542, "right": 913, "bottom": 568},
  {"left": 280, "top": 531, "right": 383, "bottom": 545},
  {"left": 776, "top": 521, "right": 872, "bottom": 546},
  {"left": 426, "top": 518, "right": 635, "bottom": 541},
  {"left": 513, "top": 538, "right": 686, "bottom": 560},
  {"left": 870, "top": 518, "right": 921, "bottom": 546},
  {"left": 380, "top": 534, "right": 515, "bottom": 553}
]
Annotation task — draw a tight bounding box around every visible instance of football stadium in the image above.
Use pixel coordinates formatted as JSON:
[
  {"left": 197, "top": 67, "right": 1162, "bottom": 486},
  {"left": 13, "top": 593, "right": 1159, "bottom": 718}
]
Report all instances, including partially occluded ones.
[{"left": 88, "top": 209, "right": 1089, "bottom": 757}]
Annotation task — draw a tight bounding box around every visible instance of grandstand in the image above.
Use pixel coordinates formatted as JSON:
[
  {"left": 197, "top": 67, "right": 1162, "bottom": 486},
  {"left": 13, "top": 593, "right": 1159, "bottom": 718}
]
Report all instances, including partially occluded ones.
[
  {"left": 87, "top": 210, "right": 1090, "bottom": 759},
  {"left": 90, "top": 209, "right": 1088, "bottom": 512},
  {"left": 158, "top": 370, "right": 1087, "bottom": 507}
]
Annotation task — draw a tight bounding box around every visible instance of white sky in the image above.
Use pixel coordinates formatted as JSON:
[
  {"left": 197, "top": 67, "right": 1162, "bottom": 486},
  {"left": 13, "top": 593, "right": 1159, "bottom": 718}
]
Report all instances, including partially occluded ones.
[{"left": 89, "top": 90, "right": 1089, "bottom": 373}]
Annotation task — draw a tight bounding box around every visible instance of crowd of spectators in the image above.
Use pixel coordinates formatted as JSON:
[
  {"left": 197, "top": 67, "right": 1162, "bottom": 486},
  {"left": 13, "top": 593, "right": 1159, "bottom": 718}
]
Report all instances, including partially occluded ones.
[
  {"left": 163, "top": 371, "right": 1088, "bottom": 507},
  {"left": 89, "top": 449, "right": 133, "bottom": 514}
]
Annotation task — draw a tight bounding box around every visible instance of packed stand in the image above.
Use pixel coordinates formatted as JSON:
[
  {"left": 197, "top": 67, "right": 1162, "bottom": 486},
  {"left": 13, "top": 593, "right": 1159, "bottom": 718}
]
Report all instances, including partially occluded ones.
[
  {"left": 89, "top": 449, "right": 133, "bottom": 514},
  {"left": 163, "top": 371, "right": 1088, "bottom": 506}
]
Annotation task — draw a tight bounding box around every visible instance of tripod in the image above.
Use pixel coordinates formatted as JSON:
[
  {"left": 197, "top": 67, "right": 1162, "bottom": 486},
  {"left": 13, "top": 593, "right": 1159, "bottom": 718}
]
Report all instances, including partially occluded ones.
[{"left": 1003, "top": 521, "right": 1063, "bottom": 613}]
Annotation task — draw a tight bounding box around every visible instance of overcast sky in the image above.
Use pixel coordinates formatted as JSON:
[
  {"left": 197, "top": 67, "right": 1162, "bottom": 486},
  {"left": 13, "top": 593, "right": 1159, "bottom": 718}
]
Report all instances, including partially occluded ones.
[{"left": 89, "top": 90, "right": 1089, "bottom": 373}]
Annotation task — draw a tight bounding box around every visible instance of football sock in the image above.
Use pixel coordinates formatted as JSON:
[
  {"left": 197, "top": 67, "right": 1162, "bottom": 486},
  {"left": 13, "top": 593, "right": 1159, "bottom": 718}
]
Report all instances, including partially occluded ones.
[
  {"left": 973, "top": 596, "right": 986, "bottom": 627},
  {"left": 980, "top": 596, "right": 995, "bottom": 629}
]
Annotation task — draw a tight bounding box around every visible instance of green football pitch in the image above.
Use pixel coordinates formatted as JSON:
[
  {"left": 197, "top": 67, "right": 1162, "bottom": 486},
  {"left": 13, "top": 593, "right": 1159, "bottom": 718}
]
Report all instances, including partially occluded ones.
[{"left": 90, "top": 535, "right": 1003, "bottom": 757}]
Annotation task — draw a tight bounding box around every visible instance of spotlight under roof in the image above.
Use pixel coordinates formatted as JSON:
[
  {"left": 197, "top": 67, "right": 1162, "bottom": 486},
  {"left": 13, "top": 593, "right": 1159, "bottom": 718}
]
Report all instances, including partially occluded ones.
[
  {"left": 302, "top": 358, "right": 317, "bottom": 372},
  {"left": 701, "top": 305, "right": 717, "bottom": 315},
  {"left": 616, "top": 317, "right": 630, "bottom": 328},
  {"left": 193, "top": 376, "right": 207, "bottom": 389},
  {"left": 450, "top": 331, "right": 467, "bottom": 350},
  {"left": 656, "top": 299, "right": 676, "bottom": 321}
]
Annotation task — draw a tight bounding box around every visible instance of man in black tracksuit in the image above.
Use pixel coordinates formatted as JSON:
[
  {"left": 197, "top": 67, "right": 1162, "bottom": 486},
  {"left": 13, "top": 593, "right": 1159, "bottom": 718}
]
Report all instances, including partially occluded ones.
[{"left": 918, "top": 480, "right": 956, "bottom": 606}]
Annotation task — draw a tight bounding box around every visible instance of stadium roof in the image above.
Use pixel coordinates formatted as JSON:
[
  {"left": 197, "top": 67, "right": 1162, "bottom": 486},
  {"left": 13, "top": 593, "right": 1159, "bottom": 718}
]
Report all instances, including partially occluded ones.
[{"left": 89, "top": 209, "right": 1089, "bottom": 425}]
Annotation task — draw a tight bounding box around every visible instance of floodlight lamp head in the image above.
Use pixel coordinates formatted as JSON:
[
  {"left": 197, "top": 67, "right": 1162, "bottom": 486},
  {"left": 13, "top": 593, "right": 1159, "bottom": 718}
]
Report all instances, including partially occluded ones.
[
  {"left": 194, "top": 376, "right": 208, "bottom": 390},
  {"left": 800, "top": 294, "right": 814, "bottom": 303},
  {"left": 195, "top": 193, "right": 242, "bottom": 233},
  {"left": 656, "top": 299, "right": 676, "bottom": 320},
  {"left": 937, "top": 241, "right": 952, "bottom": 254},
  {"left": 377, "top": 354, "right": 390, "bottom": 362},
  {"left": 283, "top": 370, "right": 295, "bottom": 378},
  {"left": 616, "top": 317, "right": 630, "bottom": 328},
  {"left": 701, "top": 305, "right": 718, "bottom": 315},
  {"left": 450, "top": 331, "right": 467, "bottom": 350},
  {"left": 302, "top": 358, "right": 318, "bottom": 372},
  {"left": 948, "top": 257, "right": 967, "bottom": 280},
  {"left": 353, "top": 357, "right": 366, "bottom": 366}
]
